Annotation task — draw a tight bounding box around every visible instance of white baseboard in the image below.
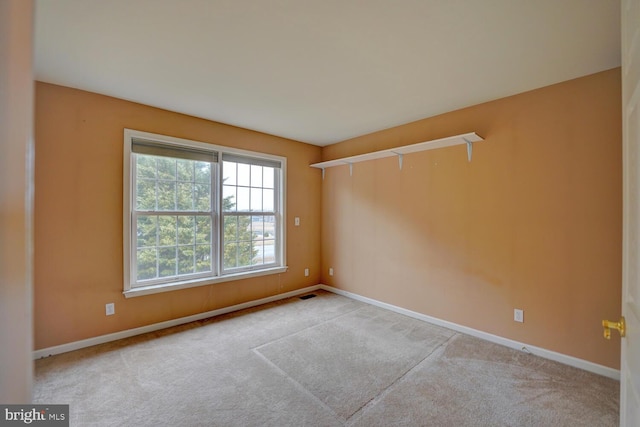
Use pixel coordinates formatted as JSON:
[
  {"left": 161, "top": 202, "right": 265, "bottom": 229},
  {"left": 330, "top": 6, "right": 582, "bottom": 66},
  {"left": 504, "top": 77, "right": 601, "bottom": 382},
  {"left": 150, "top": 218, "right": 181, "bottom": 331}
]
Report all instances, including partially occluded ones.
[
  {"left": 319, "top": 285, "right": 620, "bottom": 381},
  {"left": 34, "top": 283, "right": 620, "bottom": 381},
  {"left": 33, "top": 285, "right": 322, "bottom": 359}
]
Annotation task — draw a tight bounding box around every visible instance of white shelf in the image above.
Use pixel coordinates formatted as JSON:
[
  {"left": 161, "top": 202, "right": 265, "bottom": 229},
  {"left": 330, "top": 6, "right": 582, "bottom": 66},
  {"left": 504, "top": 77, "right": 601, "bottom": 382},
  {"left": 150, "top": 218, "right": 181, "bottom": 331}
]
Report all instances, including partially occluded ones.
[{"left": 310, "top": 132, "right": 483, "bottom": 175}]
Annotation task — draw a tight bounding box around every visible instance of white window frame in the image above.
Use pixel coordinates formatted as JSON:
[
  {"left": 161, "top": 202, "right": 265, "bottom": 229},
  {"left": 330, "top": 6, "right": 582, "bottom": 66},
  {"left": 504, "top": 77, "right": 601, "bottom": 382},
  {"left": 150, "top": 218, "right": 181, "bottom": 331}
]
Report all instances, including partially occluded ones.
[
  {"left": 220, "top": 153, "right": 282, "bottom": 274},
  {"left": 123, "top": 129, "right": 287, "bottom": 298}
]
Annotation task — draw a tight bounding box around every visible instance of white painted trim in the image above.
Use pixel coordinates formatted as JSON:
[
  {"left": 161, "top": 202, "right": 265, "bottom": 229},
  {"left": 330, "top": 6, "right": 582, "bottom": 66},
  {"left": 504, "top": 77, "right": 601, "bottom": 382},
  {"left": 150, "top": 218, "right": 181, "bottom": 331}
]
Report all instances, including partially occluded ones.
[
  {"left": 123, "top": 266, "right": 289, "bottom": 298},
  {"left": 34, "top": 285, "right": 321, "bottom": 359},
  {"left": 34, "top": 283, "right": 620, "bottom": 382},
  {"left": 319, "top": 285, "right": 620, "bottom": 381}
]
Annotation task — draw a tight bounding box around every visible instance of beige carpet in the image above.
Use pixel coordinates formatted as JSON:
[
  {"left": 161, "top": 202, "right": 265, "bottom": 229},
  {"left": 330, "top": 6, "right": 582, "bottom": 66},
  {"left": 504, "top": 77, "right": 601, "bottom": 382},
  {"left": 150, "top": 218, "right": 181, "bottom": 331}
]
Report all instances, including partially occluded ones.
[{"left": 34, "top": 290, "right": 619, "bottom": 426}]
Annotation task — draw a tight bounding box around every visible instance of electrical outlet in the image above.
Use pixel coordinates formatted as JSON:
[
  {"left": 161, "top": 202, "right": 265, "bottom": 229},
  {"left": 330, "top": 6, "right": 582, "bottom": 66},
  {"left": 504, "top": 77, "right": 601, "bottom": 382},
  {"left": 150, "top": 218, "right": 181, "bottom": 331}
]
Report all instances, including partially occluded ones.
[
  {"left": 329, "top": 267, "right": 334, "bottom": 276},
  {"left": 106, "top": 303, "right": 115, "bottom": 316},
  {"left": 304, "top": 268, "right": 309, "bottom": 277},
  {"left": 514, "top": 309, "right": 524, "bottom": 323},
  {"left": 294, "top": 217, "right": 300, "bottom": 226}
]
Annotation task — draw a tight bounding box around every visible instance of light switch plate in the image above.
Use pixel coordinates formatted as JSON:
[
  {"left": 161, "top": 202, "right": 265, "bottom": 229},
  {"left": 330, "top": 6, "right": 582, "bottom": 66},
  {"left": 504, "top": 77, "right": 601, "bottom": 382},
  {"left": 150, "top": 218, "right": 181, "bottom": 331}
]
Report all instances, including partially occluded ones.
[{"left": 514, "top": 309, "right": 524, "bottom": 323}]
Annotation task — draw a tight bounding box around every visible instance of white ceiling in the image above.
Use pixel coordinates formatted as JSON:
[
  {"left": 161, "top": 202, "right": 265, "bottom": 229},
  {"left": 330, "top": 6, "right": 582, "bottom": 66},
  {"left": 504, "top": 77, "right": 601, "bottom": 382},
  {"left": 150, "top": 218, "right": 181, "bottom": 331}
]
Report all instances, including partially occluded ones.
[{"left": 34, "top": 0, "right": 620, "bottom": 146}]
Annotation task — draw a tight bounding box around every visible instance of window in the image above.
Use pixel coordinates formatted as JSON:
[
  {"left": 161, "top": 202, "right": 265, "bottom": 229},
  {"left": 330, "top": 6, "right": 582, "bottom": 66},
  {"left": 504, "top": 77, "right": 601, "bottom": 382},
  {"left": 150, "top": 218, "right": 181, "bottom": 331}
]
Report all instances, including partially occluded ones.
[
  {"left": 124, "top": 129, "right": 286, "bottom": 297},
  {"left": 222, "top": 154, "right": 280, "bottom": 272}
]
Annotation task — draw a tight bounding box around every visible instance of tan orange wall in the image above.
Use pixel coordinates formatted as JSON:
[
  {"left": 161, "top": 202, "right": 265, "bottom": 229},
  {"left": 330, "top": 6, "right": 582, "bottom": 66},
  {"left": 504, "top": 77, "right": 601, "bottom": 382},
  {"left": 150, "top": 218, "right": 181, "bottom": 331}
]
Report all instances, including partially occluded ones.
[
  {"left": 34, "top": 82, "right": 322, "bottom": 350},
  {"left": 320, "top": 68, "right": 622, "bottom": 369}
]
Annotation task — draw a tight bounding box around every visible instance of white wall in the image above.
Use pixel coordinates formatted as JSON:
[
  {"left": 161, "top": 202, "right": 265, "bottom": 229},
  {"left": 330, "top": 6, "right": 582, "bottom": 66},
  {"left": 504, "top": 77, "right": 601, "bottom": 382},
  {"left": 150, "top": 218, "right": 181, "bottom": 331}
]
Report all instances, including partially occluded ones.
[{"left": 0, "top": 0, "right": 34, "bottom": 403}]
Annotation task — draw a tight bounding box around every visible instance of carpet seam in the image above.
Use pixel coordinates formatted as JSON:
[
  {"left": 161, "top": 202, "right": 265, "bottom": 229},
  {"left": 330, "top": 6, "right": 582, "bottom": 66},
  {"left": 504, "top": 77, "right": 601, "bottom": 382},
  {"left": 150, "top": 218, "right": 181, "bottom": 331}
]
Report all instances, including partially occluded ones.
[
  {"left": 251, "top": 300, "right": 368, "bottom": 352},
  {"left": 251, "top": 347, "right": 347, "bottom": 424},
  {"left": 345, "top": 332, "right": 461, "bottom": 426}
]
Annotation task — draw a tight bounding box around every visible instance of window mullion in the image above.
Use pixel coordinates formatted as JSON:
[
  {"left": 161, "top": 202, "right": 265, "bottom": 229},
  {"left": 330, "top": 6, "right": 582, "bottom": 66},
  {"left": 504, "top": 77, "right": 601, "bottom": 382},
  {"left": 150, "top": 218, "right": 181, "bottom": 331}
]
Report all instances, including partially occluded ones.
[
  {"left": 131, "top": 211, "right": 138, "bottom": 286},
  {"left": 275, "top": 168, "right": 281, "bottom": 265},
  {"left": 131, "top": 157, "right": 138, "bottom": 286},
  {"left": 223, "top": 211, "right": 275, "bottom": 216},
  {"left": 174, "top": 213, "right": 179, "bottom": 277},
  {"left": 135, "top": 210, "right": 211, "bottom": 216},
  {"left": 215, "top": 157, "right": 221, "bottom": 277},
  {"left": 155, "top": 212, "right": 160, "bottom": 280}
]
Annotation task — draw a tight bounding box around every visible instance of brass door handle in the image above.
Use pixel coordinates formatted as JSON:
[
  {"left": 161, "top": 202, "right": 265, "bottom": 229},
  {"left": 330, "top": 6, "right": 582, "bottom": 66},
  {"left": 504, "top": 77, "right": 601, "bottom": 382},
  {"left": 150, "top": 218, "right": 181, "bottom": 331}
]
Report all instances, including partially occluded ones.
[{"left": 602, "top": 316, "right": 625, "bottom": 339}]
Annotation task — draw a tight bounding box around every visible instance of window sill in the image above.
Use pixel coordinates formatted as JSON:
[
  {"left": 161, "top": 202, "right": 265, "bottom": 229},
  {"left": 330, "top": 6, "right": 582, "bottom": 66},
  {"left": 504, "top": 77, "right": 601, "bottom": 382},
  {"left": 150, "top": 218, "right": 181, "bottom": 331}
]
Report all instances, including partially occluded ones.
[{"left": 123, "top": 266, "right": 289, "bottom": 298}]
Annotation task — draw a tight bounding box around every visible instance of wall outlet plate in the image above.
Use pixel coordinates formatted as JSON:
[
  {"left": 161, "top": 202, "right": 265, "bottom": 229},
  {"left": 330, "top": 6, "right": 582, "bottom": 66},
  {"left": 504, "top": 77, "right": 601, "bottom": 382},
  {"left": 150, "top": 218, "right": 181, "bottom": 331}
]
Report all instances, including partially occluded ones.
[
  {"left": 329, "top": 267, "right": 334, "bottom": 276},
  {"left": 514, "top": 309, "right": 524, "bottom": 323},
  {"left": 304, "top": 268, "right": 309, "bottom": 277},
  {"left": 106, "top": 303, "right": 115, "bottom": 316}
]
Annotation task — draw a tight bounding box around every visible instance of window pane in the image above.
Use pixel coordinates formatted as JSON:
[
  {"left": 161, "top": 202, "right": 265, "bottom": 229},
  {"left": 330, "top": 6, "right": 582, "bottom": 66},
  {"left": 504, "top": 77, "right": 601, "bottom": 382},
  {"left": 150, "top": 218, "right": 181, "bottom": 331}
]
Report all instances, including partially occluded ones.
[
  {"left": 237, "top": 187, "right": 250, "bottom": 211},
  {"left": 195, "top": 184, "right": 211, "bottom": 211},
  {"left": 177, "top": 216, "right": 195, "bottom": 245},
  {"left": 222, "top": 161, "right": 236, "bottom": 185},
  {"left": 251, "top": 165, "right": 263, "bottom": 187},
  {"left": 237, "top": 163, "right": 250, "bottom": 186},
  {"left": 136, "top": 155, "right": 156, "bottom": 179},
  {"left": 224, "top": 215, "right": 238, "bottom": 241},
  {"left": 196, "top": 217, "right": 211, "bottom": 244},
  {"left": 158, "top": 216, "right": 177, "bottom": 246},
  {"left": 177, "top": 159, "right": 194, "bottom": 182},
  {"left": 137, "top": 248, "right": 157, "bottom": 281},
  {"left": 178, "top": 246, "right": 195, "bottom": 275},
  {"left": 264, "top": 215, "right": 275, "bottom": 238},
  {"left": 237, "top": 215, "right": 252, "bottom": 242},
  {"left": 196, "top": 245, "right": 211, "bottom": 273},
  {"left": 223, "top": 185, "right": 236, "bottom": 212},
  {"left": 252, "top": 243, "right": 263, "bottom": 265},
  {"left": 177, "top": 183, "right": 194, "bottom": 211},
  {"left": 263, "top": 189, "right": 274, "bottom": 212},
  {"left": 136, "top": 179, "right": 156, "bottom": 210},
  {"left": 157, "top": 157, "right": 176, "bottom": 180},
  {"left": 137, "top": 215, "right": 157, "bottom": 248},
  {"left": 263, "top": 167, "right": 275, "bottom": 189},
  {"left": 250, "top": 214, "right": 275, "bottom": 266},
  {"left": 238, "top": 242, "right": 253, "bottom": 268},
  {"left": 195, "top": 161, "right": 211, "bottom": 184},
  {"left": 252, "top": 216, "right": 264, "bottom": 239},
  {"left": 263, "top": 240, "right": 275, "bottom": 263},
  {"left": 157, "top": 181, "right": 176, "bottom": 211},
  {"left": 224, "top": 243, "right": 238, "bottom": 269},
  {"left": 251, "top": 188, "right": 262, "bottom": 212},
  {"left": 158, "top": 247, "right": 176, "bottom": 277}
]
